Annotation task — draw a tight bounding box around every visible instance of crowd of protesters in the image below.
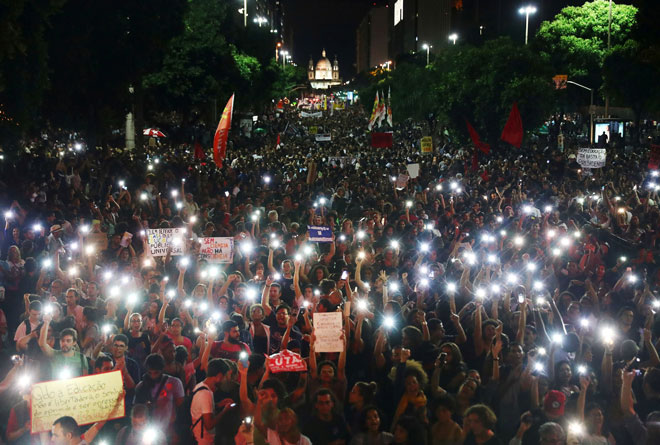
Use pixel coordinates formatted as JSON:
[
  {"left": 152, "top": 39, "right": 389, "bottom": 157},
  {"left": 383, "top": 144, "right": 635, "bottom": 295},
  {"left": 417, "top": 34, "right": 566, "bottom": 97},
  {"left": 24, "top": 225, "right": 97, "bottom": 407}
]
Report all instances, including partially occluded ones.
[{"left": 0, "top": 101, "right": 659, "bottom": 445}]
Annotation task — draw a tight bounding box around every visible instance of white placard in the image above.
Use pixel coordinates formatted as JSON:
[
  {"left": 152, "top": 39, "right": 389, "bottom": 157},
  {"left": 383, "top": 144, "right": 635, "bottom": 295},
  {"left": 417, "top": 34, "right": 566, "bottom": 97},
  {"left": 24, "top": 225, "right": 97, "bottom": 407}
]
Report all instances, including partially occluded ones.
[
  {"left": 146, "top": 228, "right": 186, "bottom": 256},
  {"left": 313, "top": 312, "right": 343, "bottom": 353},
  {"left": 406, "top": 163, "right": 420, "bottom": 179},
  {"left": 577, "top": 148, "right": 606, "bottom": 168},
  {"left": 199, "top": 237, "right": 234, "bottom": 263}
]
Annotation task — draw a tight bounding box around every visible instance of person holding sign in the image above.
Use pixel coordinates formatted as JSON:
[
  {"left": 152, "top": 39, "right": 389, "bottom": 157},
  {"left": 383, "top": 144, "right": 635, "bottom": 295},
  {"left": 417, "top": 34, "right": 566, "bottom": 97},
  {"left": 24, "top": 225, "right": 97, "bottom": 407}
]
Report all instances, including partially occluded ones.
[
  {"left": 309, "top": 330, "right": 347, "bottom": 405},
  {"left": 50, "top": 391, "right": 124, "bottom": 445},
  {"left": 39, "top": 312, "right": 89, "bottom": 379}
]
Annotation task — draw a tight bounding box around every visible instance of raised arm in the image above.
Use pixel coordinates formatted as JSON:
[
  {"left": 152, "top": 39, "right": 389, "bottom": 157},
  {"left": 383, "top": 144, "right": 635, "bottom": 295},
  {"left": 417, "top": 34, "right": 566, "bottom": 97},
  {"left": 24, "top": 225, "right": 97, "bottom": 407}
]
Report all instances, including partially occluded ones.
[
  {"left": 38, "top": 316, "right": 55, "bottom": 357},
  {"left": 261, "top": 275, "right": 274, "bottom": 317}
]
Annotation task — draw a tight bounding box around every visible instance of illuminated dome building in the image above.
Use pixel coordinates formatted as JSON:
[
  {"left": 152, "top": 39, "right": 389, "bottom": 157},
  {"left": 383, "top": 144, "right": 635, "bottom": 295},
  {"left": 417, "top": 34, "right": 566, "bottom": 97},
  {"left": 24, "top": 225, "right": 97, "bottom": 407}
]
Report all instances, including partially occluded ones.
[{"left": 308, "top": 49, "right": 342, "bottom": 89}]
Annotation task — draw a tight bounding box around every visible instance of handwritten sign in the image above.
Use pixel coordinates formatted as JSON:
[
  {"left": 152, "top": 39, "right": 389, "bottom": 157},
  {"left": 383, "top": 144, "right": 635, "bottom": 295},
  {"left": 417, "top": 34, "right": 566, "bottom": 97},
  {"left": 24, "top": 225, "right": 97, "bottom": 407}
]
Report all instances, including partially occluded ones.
[
  {"left": 199, "top": 237, "right": 234, "bottom": 263},
  {"left": 308, "top": 226, "right": 333, "bottom": 243},
  {"left": 395, "top": 174, "right": 409, "bottom": 190},
  {"left": 146, "top": 228, "right": 186, "bottom": 256},
  {"left": 313, "top": 312, "right": 343, "bottom": 353},
  {"left": 406, "top": 163, "right": 420, "bottom": 179},
  {"left": 577, "top": 148, "right": 606, "bottom": 169},
  {"left": 420, "top": 136, "right": 433, "bottom": 153},
  {"left": 31, "top": 371, "right": 124, "bottom": 433},
  {"left": 268, "top": 350, "right": 307, "bottom": 373}
]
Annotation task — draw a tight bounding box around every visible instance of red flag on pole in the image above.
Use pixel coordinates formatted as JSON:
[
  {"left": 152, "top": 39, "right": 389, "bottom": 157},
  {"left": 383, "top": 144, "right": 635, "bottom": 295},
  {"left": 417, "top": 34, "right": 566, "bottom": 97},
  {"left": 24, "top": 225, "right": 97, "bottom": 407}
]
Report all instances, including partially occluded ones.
[
  {"left": 213, "top": 94, "right": 235, "bottom": 169},
  {"left": 276, "top": 133, "right": 281, "bottom": 147},
  {"left": 193, "top": 141, "right": 206, "bottom": 160},
  {"left": 466, "top": 120, "right": 490, "bottom": 154},
  {"left": 501, "top": 102, "right": 523, "bottom": 148}
]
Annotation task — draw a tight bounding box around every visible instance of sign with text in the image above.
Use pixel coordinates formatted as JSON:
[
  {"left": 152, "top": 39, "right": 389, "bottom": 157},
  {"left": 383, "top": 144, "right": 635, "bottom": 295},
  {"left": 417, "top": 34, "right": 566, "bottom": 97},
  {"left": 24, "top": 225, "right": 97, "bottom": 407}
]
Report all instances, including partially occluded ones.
[
  {"left": 313, "top": 312, "right": 343, "bottom": 353},
  {"left": 395, "top": 174, "right": 410, "bottom": 190},
  {"left": 308, "top": 226, "right": 333, "bottom": 243},
  {"left": 268, "top": 350, "right": 307, "bottom": 373},
  {"left": 301, "top": 111, "right": 322, "bottom": 118},
  {"left": 315, "top": 134, "right": 332, "bottom": 142},
  {"left": 406, "top": 163, "right": 420, "bottom": 179},
  {"left": 577, "top": 148, "right": 607, "bottom": 168},
  {"left": 420, "top": 136, "right": 433, "bottom": 153},
  {"left": 199, "top": 237, "right": 234, "bottom": 263},
  {"left": 146, "top": 228, "right": 186, "bottom": 256},
  {"left": 31, "top": 371, "right": 124, "bottom": 433}
]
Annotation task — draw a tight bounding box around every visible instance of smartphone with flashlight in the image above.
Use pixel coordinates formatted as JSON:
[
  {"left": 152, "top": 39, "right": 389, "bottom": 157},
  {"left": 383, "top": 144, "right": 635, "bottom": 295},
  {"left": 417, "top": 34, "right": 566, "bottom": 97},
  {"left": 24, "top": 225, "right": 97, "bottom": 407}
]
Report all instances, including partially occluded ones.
[
  {"left": 341, "top": 270, "right": 348, "bottom": 280},
  {"left": 242, "top": 416, "right": 253, "bottom": 432}
]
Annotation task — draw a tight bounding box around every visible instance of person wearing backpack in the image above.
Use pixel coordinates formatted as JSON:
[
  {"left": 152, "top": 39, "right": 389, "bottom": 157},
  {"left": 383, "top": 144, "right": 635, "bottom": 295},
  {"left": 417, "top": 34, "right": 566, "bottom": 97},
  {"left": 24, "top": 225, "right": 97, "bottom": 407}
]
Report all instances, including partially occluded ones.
[{"left": 191, "top": 358, "right": 236, "bottom": 445}]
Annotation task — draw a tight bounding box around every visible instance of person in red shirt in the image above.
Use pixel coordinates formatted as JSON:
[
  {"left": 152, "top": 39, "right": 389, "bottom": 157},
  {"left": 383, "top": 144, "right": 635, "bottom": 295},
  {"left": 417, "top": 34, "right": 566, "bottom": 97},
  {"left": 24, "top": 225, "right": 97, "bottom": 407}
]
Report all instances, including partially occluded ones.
[{"left": 210, "top": 320, "right": 251, "bottom": 361}]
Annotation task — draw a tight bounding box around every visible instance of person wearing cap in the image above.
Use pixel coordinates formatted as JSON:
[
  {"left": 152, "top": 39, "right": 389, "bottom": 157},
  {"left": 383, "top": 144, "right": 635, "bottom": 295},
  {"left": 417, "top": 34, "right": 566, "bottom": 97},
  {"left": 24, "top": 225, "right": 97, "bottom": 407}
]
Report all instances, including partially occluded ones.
[
  {"left": 516, "top": 390, "right": 566, "bottom": 445},
  {"left": 47, "top": 224, "right": 64, "bottom": 253}
]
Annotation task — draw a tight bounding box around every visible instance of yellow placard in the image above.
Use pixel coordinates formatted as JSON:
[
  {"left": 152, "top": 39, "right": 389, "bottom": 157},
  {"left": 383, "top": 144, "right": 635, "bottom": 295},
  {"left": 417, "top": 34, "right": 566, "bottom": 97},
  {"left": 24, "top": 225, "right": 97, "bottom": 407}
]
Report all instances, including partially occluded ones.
[
  {"left": 309, "top": 126, "right": 318, "bottom": 135},
  {"left": 31, "top": 371, "right": 125, "bottom": 433},
  {"left": 421, "top": 136, "right": 433, "bottom": 153}
]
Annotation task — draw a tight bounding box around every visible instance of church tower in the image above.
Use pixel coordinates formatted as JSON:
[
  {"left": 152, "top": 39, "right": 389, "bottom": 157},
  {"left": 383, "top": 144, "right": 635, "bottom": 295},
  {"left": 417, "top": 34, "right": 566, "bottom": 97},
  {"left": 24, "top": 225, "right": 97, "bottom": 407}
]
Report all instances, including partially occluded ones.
[
  {"left": 332, "top": 55, "right": 339, "bottom": 80},
  {"left": 308, "top": 56, "right": 314, "bottom": 80}
]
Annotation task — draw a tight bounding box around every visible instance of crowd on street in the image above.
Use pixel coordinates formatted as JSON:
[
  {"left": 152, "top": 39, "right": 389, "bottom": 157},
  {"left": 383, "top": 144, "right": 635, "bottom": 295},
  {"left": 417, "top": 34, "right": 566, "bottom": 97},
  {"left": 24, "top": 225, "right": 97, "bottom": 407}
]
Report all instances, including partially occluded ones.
[{"left": 0, "top": 102, "right": 659, "bottom": 445}]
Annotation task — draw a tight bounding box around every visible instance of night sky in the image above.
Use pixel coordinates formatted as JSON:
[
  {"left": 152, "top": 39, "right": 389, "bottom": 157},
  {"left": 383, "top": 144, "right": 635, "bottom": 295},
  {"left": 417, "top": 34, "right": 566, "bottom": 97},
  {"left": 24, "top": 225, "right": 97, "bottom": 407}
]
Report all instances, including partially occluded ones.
[{"left": 284, "top": 0, "right": 580, "bottom": 79}]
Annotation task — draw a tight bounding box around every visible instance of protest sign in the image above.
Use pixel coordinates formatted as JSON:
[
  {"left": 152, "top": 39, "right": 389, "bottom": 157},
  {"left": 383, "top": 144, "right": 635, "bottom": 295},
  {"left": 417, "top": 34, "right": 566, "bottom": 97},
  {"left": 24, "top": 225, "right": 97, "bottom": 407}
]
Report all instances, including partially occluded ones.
[
  {"left": 420, "top": 136, "right": 433, "bottom": 154},
  {"left": 308, "top": 225, "right": 333, "bottom": 242},
  {"left": 577, "top": 148, "right": 607, "bottom": 169},
  {"left": 146, "top": 228, "right": 186, "bottom": 256},
  {"left": 31, "top": 371, "right": 124, "bottom": 433},
  {"left": 407, "top": 163, "right": 420, "bottom": 179},
  {"left": 308, "top": 126, "right": 319, "bottom": 135},
  {"left": 268, "top": 350, "right": 307, "bottom": 373},
  {"left": 199, "top": 237, "right": 234, "bottom": 263},
  {"left": 395, "top": 174, "right": 409, "bottom": 190},
  {"left": 301, "top": 111, "right": 322, "bottom": 118},
  {"left": 315, "top": 134, "right": 332, "bottom": 142},
  {"left": 313, "top": 312, "right": 343, "bottom": 352}
]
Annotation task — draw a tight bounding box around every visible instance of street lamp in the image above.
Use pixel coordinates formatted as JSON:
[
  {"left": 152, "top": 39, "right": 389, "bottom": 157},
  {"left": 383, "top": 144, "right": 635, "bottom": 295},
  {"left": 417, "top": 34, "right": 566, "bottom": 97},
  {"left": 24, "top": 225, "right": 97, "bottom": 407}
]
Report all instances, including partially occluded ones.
[
  {"left": 422, "top": 43, "right": 432, "bottom": 65},
  {"left": 518, "top": 5, "right": 537, "bottom": 45},
  {"left": 567, "top": 80, "right": 594, "bottom": 145},
  {"left": 253, "top": 16, "right": 267, "bottom": 27},
  {"left": 448, "top": 33, "right": 458, "bottom": 45}
]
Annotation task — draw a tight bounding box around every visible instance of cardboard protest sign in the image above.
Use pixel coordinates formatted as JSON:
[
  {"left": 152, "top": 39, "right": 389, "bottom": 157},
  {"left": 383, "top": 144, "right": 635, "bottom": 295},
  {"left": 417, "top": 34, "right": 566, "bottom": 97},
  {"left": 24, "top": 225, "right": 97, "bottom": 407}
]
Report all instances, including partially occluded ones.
[
  {"left": 420, "top": 136, "right": 433, "bottom": 154},
  {"left": 406, "top": 163, "right": 420, "bottom": 179},
  {"left": 268, "top": 350, "right": 307, "bottom": 373},
  {"left": 395, "top": 174, "right": 409, "bottom": 190},
  {"left": 577, "top": 148, "right": 606, "bottom": 169},
  {"left": 146, "top": 228, "right": 186, "bottom": 256},
  {"left": 308, "top": 226, "right": 333, "bottom": 242},
  {"left": 199, "top": 237, "right": 234, "bottom": 263},
  {"left": 31, "top": 371, "right": 124, "bottom": 433},
  {"left": 313, "top": 312, "right": 343, "bottom": 352}
]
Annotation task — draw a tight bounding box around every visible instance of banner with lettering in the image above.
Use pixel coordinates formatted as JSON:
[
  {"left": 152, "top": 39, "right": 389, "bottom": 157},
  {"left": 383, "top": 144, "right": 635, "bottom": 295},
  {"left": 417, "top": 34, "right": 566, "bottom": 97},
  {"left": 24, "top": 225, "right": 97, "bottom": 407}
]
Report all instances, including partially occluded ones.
[
  {"left": 30, "top": 371, "right": 124, "bottom": 433},
  {"left": 301, "top": 111, "right": 322, "bottom": 118},
  {"left": 420, "top": 136, "right": 433, "bottom": 154},
  {"left": 146, "top": 228, "right": 186, "bottom": 256},
  {"left": 307, "top": 225, "right": 333, "bottom": 242},
  {"left": 577, "top": 148, "right": 607, "bottom": 169},
  {"left": 315, "top": 134, "right": 332, "bottom": 142},
  {"left": 268, "top": 350, "right": 307, "bottom": 373},
  {"left": 313, "top": 312, "right": 344, "bottom": 352},
  {"left": 199, "top": 237, "right": 234, "bottom": 263}
]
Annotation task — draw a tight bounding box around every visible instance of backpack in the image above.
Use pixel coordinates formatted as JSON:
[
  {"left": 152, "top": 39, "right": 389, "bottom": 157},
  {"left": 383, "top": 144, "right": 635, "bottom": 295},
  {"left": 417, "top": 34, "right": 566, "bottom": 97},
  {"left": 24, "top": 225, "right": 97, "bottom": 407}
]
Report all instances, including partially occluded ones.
[{"left": 175, "top": 385, "right": 212, "bottom": 444}]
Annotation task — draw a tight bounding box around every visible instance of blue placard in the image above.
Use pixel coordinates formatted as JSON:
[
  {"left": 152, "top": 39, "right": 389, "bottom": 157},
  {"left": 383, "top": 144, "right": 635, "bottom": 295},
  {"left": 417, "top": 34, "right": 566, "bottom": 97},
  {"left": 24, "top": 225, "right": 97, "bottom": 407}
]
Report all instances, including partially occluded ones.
[{"left": 308, "top": 225, "right": 333, "bottom": 242}]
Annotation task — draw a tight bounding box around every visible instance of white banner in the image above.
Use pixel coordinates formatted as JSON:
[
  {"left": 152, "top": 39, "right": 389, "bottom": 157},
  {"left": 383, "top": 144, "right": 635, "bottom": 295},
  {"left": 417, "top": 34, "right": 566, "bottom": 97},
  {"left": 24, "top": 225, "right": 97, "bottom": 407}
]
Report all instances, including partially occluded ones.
[
  {"left": 406, "top": 163, "right": 420, "bottom": 179},
  {"left": 315, "top": 134, "right": 332, "bottom": 142},
  {"left": 199, "top": 237, "right": 234, "bottom": 263},
  {"left": 146, "top": 228, "right": 186, "bottom": 256},
  {"left": 313, "top": 312, "right": 343, "bottom": 352},
  {"left": 301, "top": 111, "right": 322, "bottom": 118},
  {"left": 577, "top": 148, "right": 606, "bottom": 168}
]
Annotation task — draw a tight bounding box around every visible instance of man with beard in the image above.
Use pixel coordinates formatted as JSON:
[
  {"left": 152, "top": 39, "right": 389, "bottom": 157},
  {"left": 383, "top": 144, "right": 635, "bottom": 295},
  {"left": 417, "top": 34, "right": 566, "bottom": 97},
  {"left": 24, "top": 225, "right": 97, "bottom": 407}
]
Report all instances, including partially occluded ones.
[
  {"left": 39, "top": 313, "right": 89, "bottom": 378},
  {"left": 210, "top": 320, "right": 251, "bottom": 361},
  {"left": 133, "top": 353, "right": 185, "bottom": 436}
]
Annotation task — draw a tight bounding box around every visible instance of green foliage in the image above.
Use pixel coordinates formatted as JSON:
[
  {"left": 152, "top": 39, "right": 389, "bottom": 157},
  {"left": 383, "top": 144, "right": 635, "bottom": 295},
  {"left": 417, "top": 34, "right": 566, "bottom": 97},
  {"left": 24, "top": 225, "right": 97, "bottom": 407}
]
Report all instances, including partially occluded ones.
[
  {"left": 535, "top": 1, "right": 638, "bottom": 87},
  {"left": 433, "top": 38, "right": 555, "bottom": 146}
]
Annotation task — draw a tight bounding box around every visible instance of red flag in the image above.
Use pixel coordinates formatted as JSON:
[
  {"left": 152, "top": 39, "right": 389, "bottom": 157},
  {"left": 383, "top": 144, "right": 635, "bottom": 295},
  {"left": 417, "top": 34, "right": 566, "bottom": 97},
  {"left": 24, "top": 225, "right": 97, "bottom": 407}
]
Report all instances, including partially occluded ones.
[
  {"left": 501, "top": 102, "right": 523, "bottom": 148},
  {"left": 276, "top": 99, "right": 284, "bottom": 111},
  {"left": 480, "top": 169, "right": 490, "bottom": 182},
  {"left": 193, "top": 141, "right": 205, "bottom": 160},
  {"left": 276, "top": 133, "right": 281, "bottom": 147},
  {"left": 466, "top": 120, "right": 490, "bottom": 154},
  {"left": 213, "top": 94, "right": 235, "bottom": 169}
]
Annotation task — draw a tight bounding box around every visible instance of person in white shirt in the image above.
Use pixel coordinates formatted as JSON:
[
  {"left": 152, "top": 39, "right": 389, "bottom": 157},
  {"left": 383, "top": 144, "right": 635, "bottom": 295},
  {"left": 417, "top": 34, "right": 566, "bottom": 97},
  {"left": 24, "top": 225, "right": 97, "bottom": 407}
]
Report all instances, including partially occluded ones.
[
  {"left": 190, "top": 358, "right": 236, "bottom": 445},
  {"left": 14, "top": 299, "right": 41, "bottom": 343}
]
